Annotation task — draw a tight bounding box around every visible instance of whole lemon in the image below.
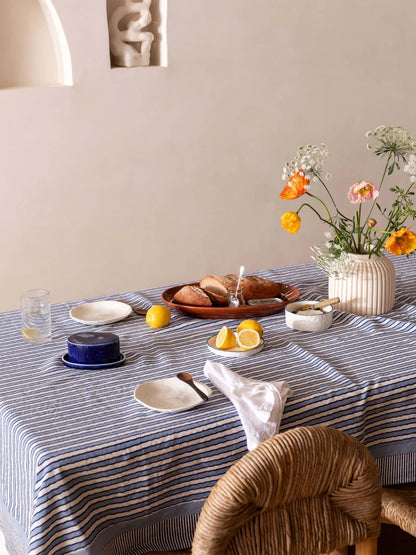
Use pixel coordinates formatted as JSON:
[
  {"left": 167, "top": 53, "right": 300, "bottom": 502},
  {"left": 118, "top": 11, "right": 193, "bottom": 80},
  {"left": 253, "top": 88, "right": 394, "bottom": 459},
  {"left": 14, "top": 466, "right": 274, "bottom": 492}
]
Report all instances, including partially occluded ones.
[
  {"left": 236, "top": 319, "right": 263, "bottom": 338},
  {"left": 146, "top": 305, "right": 171, "bottom": 329}
]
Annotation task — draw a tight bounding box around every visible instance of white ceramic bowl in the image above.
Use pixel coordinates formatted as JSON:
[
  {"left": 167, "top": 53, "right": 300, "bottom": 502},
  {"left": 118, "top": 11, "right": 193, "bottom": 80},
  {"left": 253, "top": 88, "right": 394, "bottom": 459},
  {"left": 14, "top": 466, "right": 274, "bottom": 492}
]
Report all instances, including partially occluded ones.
[{"left": 285, "top": 300, "right": 334, "bottom": 332}]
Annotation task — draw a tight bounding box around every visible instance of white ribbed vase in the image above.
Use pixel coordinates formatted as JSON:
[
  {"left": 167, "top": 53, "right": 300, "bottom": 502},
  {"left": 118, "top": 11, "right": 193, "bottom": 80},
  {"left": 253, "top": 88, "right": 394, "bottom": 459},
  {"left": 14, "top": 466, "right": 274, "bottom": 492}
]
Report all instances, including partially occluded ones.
[{"left": 328, "top": 253, "right": 396, "bottom": 316}]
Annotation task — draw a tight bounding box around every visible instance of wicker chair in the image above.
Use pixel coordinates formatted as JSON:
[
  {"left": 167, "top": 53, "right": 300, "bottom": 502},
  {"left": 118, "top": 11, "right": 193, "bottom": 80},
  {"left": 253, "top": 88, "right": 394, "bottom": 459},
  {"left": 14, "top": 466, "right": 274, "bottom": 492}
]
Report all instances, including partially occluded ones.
[
  {"left": 381, "top": 486, "right": 416, "bottom": 536},
  {"left": 191, "top": 426, "right": 381, "bottom": 555}
]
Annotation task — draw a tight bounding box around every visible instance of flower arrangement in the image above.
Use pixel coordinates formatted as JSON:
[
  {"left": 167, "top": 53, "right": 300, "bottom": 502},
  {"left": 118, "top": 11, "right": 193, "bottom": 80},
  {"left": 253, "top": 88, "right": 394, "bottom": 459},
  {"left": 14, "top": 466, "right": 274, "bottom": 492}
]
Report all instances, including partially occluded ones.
[{"left": 279, "top": 126, "right": 416, "bottom": 276}]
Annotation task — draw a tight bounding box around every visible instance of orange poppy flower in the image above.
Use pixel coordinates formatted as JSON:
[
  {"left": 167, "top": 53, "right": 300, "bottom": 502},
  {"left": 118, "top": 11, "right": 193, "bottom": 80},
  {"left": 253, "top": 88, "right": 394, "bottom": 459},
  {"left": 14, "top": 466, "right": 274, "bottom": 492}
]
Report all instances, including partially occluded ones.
[
  {"left": 385, "top": 228, "right": 416, "bottom": 255},
  {"left": 280, "top": 170, "right": 310, "bottom": 200},
  {"left": 280, "top": 211, "right": 301, "bottom": 234}
]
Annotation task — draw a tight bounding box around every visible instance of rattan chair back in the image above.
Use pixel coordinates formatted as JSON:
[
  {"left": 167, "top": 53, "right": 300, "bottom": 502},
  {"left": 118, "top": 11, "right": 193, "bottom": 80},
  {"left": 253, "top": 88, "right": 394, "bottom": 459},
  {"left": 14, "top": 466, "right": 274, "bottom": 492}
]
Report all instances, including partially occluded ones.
[{"left": 192, "top": 426, "right": 381, "bottom": 555}]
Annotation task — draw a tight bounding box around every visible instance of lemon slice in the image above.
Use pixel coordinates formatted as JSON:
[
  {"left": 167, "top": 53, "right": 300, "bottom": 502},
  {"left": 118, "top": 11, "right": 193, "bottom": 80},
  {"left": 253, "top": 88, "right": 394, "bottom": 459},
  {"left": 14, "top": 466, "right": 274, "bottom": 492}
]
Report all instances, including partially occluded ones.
[
  {"left": 236, "top": 329, "right": 261, "bottom": 351},
  {"left": 146, "top": 305, "right": 171, "bottom": 329},
  {"left": 215, "top": 326, "right": 236, "bottom": 350},
  {"left": 22, "top": 328, "right": 40, "bottom": 340},
  {"left": 236, "top": 319, "right": 263, "bottom": 338}
]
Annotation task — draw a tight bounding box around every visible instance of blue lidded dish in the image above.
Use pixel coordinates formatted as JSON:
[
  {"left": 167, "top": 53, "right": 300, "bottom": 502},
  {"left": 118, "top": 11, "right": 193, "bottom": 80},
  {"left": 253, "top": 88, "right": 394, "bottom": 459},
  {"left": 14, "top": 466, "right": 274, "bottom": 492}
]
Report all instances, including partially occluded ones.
[{"left": 67, "top": 332, "right": 120, "bottom": 364}]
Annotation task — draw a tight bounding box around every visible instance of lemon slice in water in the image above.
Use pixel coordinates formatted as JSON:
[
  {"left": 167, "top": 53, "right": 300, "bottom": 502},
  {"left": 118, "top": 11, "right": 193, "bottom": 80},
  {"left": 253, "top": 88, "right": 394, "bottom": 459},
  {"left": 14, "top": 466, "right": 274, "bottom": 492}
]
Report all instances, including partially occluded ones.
[{"left": 22, "top": 328, "right": 40, "bottom": 340}]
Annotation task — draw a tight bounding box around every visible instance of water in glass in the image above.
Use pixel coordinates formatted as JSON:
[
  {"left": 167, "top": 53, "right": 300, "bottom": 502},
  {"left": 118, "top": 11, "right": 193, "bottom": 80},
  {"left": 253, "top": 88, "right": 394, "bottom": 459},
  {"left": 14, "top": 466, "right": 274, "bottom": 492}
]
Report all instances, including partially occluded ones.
[{"left": 21, "top": 289, "right": 51, "bottom": 344}]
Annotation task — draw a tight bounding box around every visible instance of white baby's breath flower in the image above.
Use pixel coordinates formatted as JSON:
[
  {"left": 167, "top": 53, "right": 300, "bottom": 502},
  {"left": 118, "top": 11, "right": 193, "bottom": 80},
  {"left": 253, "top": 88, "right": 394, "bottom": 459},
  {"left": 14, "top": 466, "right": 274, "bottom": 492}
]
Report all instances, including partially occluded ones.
[
  {"left": 282, "top": 143, "right": 330, "bottom": 182},
  {"left": 310, "top": 245, "right": 353, "bottom": 278},
  {"left": 366, "top": 125, "right": 416, "bottom": 162},
  {"left": 404, "top": 154, "right": 416, "bottom": 175}
]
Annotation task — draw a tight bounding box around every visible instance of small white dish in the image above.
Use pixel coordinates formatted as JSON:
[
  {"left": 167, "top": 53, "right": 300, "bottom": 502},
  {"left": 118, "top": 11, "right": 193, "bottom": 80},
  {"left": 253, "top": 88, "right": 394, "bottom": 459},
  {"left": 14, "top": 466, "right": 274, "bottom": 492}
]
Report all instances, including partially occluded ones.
[
  {"left": 70, "top": 301, "right": 132, "bottom": 325},
  {"left": 207, "top": 335, "right": 264, "bottom": 358},
  {"left": 134, "top": 377, "right": 212, "bottom": 413},
  {"left": 285, "top": 300, "right": 333, "bottom": 332}
]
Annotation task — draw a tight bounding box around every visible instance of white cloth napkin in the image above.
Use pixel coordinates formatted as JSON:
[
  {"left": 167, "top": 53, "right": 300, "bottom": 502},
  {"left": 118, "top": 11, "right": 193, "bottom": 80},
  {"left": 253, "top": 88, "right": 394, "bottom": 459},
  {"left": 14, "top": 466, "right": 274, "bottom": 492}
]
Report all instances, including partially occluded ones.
[{"left": 203, "top": 360, "right": 292, "bottom": 450}]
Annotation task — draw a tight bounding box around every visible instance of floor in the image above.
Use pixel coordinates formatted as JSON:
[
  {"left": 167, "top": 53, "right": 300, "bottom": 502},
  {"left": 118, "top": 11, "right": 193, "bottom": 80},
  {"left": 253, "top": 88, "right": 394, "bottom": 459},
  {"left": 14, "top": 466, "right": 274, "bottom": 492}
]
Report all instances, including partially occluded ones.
[{"left": 378, "top": 523, "right": 416, "bottom": 554}]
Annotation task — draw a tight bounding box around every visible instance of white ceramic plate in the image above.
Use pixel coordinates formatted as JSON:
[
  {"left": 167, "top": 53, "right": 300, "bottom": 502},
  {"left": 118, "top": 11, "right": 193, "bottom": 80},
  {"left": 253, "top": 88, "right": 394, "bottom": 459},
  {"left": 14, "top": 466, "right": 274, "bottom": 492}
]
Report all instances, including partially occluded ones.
[
  {"left": 207, "top": 335, "right": 264, "bottom": 358},
  {"left": 70, "top": 301, "right": 132, "bottom": 325},
  {"left": 134, "top": 377, "right": 212, "bottom": 413}
]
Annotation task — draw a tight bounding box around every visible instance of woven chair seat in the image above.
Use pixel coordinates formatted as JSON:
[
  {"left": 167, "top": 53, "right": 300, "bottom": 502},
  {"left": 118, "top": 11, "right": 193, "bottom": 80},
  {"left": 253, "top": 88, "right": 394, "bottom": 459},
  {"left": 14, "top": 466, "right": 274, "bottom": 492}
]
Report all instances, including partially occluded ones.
[
  {"left": 381, "top": 486, "right": 416, "bottom": 536},
  {"left": 192, "top": 426, "right": 381, "bottom": 555}
]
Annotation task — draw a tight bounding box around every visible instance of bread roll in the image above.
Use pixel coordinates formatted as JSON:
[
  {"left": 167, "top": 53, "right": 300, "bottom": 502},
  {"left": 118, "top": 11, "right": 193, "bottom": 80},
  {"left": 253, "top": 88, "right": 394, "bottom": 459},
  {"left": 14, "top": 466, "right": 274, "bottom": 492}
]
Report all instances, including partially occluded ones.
[
  {"left": 226, "top": 274, "right": 281, "bottom": 300},
  {"left": 199, "top": 275, "right": 237, "bottom": 297},
  {"left": 173, "top": 285, "right": 212, "bottom": 307},
  {"left": 204, "top": 289, "right": 229, "bottom": 307},
  {"left": 201, "top": 274, "right": 281, "bottom": 302}
]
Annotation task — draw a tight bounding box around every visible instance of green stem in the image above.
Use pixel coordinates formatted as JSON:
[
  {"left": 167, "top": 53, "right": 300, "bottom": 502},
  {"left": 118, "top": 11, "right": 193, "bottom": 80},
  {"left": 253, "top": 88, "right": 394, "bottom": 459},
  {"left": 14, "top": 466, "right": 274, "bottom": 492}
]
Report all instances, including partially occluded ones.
[
  {"left": 356, "top": 203, "right": 362, "bottom": 252},
  {"left": 316, "top": 174, "right": 353, "bottom": 221},
  {"left": 361, "top": 225, "right": 374, "bottom": 251},
  {"left": 315, "top": 174, "right": 337, "bottom": 210},
  {"left": 366, "top": 152, "right": 393, "bottom": 222},
  {"left": 371, "top": 183, "right": 415, "bottom": 251},
  {"left": 379, "top": 152, "right": 393, "bottom": 191},
  {"left": 306, "top": 191, "right": 335, "bottom": 223},
  {"left": 298, "top": 199, "right": 352, "bottom": 252}
]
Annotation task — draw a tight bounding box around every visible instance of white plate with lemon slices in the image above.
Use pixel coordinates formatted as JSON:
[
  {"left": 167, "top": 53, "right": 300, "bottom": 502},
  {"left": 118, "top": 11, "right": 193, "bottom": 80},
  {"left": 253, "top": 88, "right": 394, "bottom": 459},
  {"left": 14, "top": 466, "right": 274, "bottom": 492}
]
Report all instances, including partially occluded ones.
[
  {"left": 207, "top": 324, "right": 264, "bottom": 358},
  {"left": 207, "top": 335, "right": 264, "bottom": 357}
]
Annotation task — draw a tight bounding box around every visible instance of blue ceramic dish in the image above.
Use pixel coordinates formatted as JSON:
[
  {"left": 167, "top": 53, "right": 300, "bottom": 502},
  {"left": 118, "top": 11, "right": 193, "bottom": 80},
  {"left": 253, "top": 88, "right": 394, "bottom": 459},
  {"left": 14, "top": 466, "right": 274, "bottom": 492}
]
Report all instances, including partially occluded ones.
[
  {"left": 62, "top": 352, "right": 126, "bottom": 370},
  {"left": 67, "top": 332, "right": 120, "bottom": 364}
]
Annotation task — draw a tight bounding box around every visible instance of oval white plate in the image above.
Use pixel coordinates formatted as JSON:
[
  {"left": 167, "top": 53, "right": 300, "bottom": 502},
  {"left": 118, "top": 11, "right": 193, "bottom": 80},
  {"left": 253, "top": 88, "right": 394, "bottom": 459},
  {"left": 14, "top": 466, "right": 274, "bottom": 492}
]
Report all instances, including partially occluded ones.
[
  {"left": 207, "top": 335, "right": 264, "bottom": 358},
  {"left": 134, "top": 377, "right": 212, "bottom": 413},
  {"left": 70, "top": 301, "right": 132, "bottom": 325}
]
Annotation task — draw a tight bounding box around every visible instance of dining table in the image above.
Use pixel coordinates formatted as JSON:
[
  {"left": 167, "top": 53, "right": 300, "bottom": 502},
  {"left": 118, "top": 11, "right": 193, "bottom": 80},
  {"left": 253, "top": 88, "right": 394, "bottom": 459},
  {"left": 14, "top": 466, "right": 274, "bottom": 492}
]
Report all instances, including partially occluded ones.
[{"left": 0, "top": 255, "right": 415, "bottom": 555}]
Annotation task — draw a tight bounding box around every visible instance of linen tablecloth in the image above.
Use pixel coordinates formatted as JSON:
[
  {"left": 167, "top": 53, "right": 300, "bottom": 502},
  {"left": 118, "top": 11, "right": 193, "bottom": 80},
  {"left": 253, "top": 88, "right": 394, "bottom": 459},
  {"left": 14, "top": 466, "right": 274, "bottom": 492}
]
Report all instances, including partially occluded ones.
[{"left": 0, "top": 255, "right": 415, "bottom": 554}]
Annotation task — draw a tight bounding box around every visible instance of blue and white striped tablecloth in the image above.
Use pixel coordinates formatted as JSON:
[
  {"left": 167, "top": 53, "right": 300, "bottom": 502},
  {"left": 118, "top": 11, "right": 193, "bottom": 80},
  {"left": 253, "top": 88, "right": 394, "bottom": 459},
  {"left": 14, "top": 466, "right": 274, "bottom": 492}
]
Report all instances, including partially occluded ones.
[{"left": 0, "top": 256, "right": 415, "bottom": 554}]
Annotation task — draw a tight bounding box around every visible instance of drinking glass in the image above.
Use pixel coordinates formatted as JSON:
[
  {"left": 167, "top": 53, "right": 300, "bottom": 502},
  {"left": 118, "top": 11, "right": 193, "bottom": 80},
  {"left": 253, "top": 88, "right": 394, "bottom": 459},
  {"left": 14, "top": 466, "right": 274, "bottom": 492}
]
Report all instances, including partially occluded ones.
[{"left": 21, "top": 289, "right": 51, "bottom": 344}]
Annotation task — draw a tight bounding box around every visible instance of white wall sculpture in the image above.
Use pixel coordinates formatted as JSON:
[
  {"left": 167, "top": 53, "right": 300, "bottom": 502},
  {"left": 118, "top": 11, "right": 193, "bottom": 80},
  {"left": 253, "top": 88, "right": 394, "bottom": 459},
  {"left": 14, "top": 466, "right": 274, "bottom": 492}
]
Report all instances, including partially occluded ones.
[{"left": 109, "top": 0, "right": 154, "bottom": 67}]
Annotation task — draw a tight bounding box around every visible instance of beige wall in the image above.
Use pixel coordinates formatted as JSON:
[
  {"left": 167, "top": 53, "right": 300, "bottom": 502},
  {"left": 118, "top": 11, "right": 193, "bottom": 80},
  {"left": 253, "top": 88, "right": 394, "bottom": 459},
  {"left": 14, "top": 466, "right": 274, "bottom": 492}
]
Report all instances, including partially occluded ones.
[{"left": 0, "top": 0, "right": 415, "bottom": 311}]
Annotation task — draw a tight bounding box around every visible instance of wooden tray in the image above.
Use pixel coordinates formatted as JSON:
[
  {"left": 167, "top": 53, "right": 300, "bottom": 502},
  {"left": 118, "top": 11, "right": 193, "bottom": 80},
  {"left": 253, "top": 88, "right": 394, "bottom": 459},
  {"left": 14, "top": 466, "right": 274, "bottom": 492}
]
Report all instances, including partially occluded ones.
[{"left": 161, "top": 283, "right": 300, "bottom": 319}]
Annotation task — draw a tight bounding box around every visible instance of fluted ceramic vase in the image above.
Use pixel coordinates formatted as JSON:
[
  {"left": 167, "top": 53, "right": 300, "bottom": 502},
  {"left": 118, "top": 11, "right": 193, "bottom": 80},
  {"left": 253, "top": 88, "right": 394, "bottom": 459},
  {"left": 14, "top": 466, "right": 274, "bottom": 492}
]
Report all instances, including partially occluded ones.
[{"left": 328, "top": 253, "right": 396, "bottom": 316}]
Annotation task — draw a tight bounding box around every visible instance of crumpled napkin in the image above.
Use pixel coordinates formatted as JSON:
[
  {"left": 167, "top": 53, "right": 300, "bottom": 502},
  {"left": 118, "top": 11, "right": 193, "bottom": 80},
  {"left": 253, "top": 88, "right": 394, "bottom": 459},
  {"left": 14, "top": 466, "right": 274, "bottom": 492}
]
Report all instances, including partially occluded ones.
[{"left": 203, "top": 359, "right": 292, "bottom": 450}]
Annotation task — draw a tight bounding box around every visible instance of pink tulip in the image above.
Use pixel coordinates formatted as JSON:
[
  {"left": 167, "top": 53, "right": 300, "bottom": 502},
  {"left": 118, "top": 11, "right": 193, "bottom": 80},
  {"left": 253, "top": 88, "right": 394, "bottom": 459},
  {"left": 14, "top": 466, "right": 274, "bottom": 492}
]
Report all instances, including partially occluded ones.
[{"left": 348, "top": 181, "right": 379, "bottom": 203}]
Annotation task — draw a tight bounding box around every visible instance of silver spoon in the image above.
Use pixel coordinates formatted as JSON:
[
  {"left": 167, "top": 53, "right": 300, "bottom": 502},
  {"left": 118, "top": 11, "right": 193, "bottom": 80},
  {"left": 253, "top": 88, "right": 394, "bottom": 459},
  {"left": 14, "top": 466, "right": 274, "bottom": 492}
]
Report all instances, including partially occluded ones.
[
  {"left": 229, "top": 265, "right": 245, "bottom": 308},
  {"left": 235, "top": 265, "right": 245, "bottom": 293},
  {"left": 176, "top": 372, "right": 209, "bottom": 402}
]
